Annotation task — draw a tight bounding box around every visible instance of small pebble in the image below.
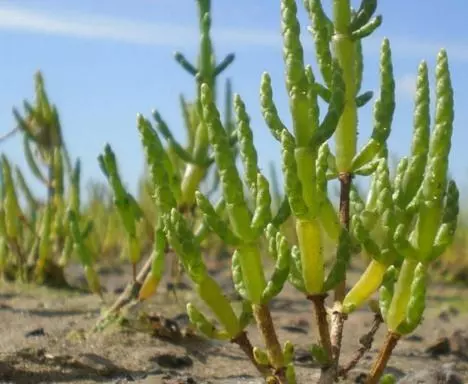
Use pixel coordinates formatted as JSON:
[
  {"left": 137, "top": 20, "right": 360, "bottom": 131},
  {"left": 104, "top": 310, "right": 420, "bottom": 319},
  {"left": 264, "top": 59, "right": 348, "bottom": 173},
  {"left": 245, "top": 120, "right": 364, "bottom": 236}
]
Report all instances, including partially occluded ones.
[
  {"left": 426, "top": 337, "right": 451, "bottom": 357},
  {"left": 153, "top": 353, "right": 193, "bottom": 369},
  {"left": 24, "top": 328, "right": 46, "bottom": 338},
  {"left": 75, "top": 353, "right": 121, "bottom": 376},
  {"left": 280, "top": 325, "right": 308, "bottom": 334},
  {"left": 405, "top": 334, "right": 423, "bottom": 342},
  {"left": 114, "top": 286, "right": 125, "bottom": 294},
  {"left": 294, "top": 348, "right": 313, "bottom": 364},
  {"left": 425, "top": 329, "right": 468, "bottom": 360}
]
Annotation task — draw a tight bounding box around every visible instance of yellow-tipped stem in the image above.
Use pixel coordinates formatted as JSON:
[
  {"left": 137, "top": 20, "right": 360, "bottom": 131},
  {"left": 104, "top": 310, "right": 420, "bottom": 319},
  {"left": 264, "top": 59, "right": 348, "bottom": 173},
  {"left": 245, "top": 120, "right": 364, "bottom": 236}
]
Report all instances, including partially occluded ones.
[
  {"left": 139, "top": 274, "right": 161, "bottom": 301},
  {"left": 180, "top": 164, "right": 205, "bottom": 208},
  {"left": 129, "top": 236, "right": 141, "bottom": 266},
  {"left": 342, "top": 259, "right": 387, "bottom": 314},
  {"left": 196, "top": 275, "right": 241, "bottom": 337},
  {"left": 132, "top": 263, "right": 137, "bottom": 282},
  {"left": 85, "top": 265, "right": 103, "bottom": 297},
  {"left": 296, "top": 218, "right": 324, "bottom": 294}
]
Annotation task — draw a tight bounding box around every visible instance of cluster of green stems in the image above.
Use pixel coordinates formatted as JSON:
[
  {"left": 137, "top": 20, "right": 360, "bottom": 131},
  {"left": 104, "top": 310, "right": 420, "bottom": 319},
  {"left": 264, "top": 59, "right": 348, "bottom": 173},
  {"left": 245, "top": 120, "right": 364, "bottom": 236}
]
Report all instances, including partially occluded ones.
[
  {"left": 124, "top": 0, "right": 460, "bottom": 383},
  {"left": 93, "top": 0, "right": 238, "bottom": 327},
  {"left": 0, "top": 0, "right": 451, "bottom": 383},
  {"left": 0, "top": 0, "right": 458, "bottom": 383},
  {"left": 0, "top": 72, "right": 99, "bottom": 293}
]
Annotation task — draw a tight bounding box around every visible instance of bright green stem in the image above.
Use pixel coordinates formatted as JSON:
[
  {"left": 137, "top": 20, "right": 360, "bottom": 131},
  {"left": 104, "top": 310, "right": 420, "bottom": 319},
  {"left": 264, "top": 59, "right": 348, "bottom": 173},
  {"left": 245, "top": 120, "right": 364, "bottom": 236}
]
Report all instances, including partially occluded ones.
[
  {"left": 237, "top": 245, "right": 267, "bottom": 304},
  {"left": 180, "top": 164, "right": 205, "bottom": 207},
  {"left": 333, "top": 0, "right": 351, "bottom": 31},
  {"left": 128, "top": 236, "right": 140, "bottom": 265},
  {"left": 295, "top": 147, "right": 317, "bottom": 215},
  {"left": 417, "top": 203, "right": 443, "bottom": 259},
  {"left": 196, "top": 275, "right": 241, "bottom": 337},
  {"left": 332, "top": 0, "right": 357, "bottom": 172},
  {"left": 386, "top": 258, "right": 418, "bottom": 331},
  {"left": 192, "top": 114, "right": 210, "bottom": 161},
  {"left": 342, "top": 259, "right": 387, "bottom": 314},
  {"left": 296, "top": 218, "right": 324, "bottom": 294}
]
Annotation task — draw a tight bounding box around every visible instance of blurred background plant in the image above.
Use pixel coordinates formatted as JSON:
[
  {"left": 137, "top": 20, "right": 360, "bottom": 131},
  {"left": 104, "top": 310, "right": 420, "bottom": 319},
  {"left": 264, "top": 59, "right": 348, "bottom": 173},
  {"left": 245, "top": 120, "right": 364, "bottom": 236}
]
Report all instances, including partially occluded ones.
[{"left": 0, "top": 71, "right": 100, "bottom": 293}]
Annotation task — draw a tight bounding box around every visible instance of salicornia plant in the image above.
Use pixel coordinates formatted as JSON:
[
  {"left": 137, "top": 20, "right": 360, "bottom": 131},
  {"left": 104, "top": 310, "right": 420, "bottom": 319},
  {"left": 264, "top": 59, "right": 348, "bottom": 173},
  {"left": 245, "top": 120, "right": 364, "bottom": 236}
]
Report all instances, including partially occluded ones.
[
  {"left": 134, "top": 0, "right": 459, "bottom": 383},
  {"left": 0, "top": 72, "right": 98, "bottom": 292},
  {"left": 137, "top": 100, "right": 293, "bottom": 382},
  {"left": 13, "top": 71, "right": 72, "bottom": 204},
  {"left": 94, "top": 0, "right": 237, "bottom": 328},
  {"left": 98, "top": 145, "right": 147, "bottom": 282},
  {"left": 0, "top": 0, "right": 455, "bottom": 382},
  {"left": 367, "top": 50, "right": 458, "bottom": 384}
]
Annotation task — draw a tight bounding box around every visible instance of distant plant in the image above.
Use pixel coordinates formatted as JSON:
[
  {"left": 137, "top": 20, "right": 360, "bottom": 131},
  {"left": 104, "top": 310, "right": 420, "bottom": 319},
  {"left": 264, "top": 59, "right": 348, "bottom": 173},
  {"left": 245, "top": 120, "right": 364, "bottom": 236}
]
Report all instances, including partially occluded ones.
[
  {"left": 0, "top": 72, "right": 100, "bottom": 294},
  {"left": 94, "top": 0, "right": 239, "bottom": 328}
]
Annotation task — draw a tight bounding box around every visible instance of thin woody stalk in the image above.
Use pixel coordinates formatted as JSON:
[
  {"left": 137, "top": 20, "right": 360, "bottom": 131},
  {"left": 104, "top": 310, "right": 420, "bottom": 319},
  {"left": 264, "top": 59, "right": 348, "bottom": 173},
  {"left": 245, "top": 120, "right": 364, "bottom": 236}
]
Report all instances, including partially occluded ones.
[
  {"left": 365, "top": 332, "right": 400, "bottom": 384},
  {"left": 253, "top": 304, "right": 287, "bottom": 381},
  {"left": 308, "top": 294, "right": 333, "bottom": 365},
  {"left": 231, "top": 331, "right": 271, "bottom": 378},
  {"left": 94, "top": 254, "right": 154, "bottom": 330},
  {"left": 339, "top": 312, "right": 383, "bottom": 377}
]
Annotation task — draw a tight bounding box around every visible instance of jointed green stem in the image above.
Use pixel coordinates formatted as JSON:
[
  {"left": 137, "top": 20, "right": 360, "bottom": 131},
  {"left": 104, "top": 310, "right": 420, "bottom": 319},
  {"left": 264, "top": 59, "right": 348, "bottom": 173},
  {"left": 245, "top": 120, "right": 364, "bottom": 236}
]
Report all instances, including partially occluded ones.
[
  {"left": 296, "top": 218, "right": 324, "bottom": 294},
  {"left": 237, "top": 245, "right": 267, "bottom": 304},
  {"left": 332, "top": 1, "right": 357, "bottom": 173},
  {"left": 386, "top": 257, "right": 418, "bottom": 331}
]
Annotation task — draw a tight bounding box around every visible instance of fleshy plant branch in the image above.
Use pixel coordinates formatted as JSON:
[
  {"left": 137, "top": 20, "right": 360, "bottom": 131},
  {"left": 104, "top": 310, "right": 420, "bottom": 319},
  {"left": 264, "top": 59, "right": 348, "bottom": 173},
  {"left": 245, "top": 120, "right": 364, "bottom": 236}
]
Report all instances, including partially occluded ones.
[
  {"left": 94, "top": 0, "right": 237, "bottom": 329},
  {"left": 366, "top": 49, "right": 458, "bottom": 384},
  {"left": 0, "top": 72, "right": 96, "bottom": 291},
  {"left": 136, "top": 115, "right": 272, "bottom": 379},
  {"left": 92, "top": 0, "right": 459, "bottom": 383}
]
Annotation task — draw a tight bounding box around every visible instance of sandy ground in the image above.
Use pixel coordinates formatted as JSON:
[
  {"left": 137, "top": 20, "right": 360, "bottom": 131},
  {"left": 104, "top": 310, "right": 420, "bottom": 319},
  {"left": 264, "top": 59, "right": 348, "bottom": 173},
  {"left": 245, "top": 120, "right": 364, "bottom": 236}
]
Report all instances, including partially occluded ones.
[{"left": 0, "top": 260, "right": 467, "bottom": 384}]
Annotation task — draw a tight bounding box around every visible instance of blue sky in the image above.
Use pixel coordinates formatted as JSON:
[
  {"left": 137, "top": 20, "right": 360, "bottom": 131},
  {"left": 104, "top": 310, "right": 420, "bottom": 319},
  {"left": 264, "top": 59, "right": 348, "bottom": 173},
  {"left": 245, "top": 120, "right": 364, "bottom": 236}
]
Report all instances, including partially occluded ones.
[{"left": 0, "top": 0, "right": 467, "bottom": 201}]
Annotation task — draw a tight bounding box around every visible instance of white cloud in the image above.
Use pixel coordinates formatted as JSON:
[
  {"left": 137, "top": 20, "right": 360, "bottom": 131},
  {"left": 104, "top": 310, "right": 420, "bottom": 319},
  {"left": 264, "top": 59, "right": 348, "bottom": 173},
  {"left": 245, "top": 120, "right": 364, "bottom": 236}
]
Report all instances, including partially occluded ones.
[
  {"left": 1, "top": 4, "right": 468, "bottom": 62},
  {"left": 396, "top": 73, "right": 417, "bottom": 101},
  {"left": 0, "top": 5, "right": 197, "bottom": 46},
  {"left": 0, "top": 4, "right": 281, "bottom": 48}
]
